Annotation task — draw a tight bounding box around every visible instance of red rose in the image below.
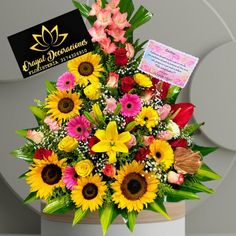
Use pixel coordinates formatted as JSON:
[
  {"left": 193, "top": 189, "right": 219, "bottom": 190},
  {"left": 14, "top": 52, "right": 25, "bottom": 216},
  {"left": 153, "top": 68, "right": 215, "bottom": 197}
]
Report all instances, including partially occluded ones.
[
  {"left": 170, "top": 139, "right": 188, "bottom": 148},
  {"left": 103, "top": 164, "right": 116, "bottom": 178},
  {"left": 121, "top": 76, "right": 135, "bottom": 93},
  {"left": 135, "top": 147, "right": 150, "bottom": 162},
  {"left": 34, "top": 148, "right": 52, "bottom": 160},
  {"left": 88, "top": 136, "right": 100, "bottom": 155},
  {"left": 114, "top": 48, "right": 129, "bottom": 66}
]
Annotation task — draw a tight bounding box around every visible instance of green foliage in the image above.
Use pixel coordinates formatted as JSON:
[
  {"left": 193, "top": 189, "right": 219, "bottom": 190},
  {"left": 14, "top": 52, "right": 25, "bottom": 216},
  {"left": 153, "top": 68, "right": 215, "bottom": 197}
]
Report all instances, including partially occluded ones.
[
  {"left": 30, "top": 106, "right": 46, "bottom": 125},
  {"left": 165, "top": 86, "right": 182, "bottom": 104},
  {"left": 182, "top": 122, "right": 205, "bottom": 136},
  {"left": 121, "top": 210, "right": 137, "bottom": 232},
  {"left": 157, "top": 183, "right": 174, "bottom": 199},
  {"left": 43, "top": 196, "right": 71, "bottom": 214},
  {"left": 19, "top": 170, "right": 30, "bottom": 180},
  {"left": 125, "top": 121, "right": 137, "bottom": 132},
  {"left": 191, "top": 144, "right": 218, "bottom": 157},
  {"left": 133, "top": 39, "right": 148, "bottom": 57},
  {"left": 73, "top": 208, "right": 89, "bottom": 226},
  {"left": 114, "top": 104, "right": 122, "bottom": 116},
  {"left": 119, "top": 0, "right": 134, "bottom": 19},
  {"left": 148, "top": 198, "right": 171, "bottom": 220},
  {"left": 16, "top": 129, "right": 28, "bottom": 138},
  {"left": 182, "top": 178, "right": 214, "bottom": 194},
  {"left": 24, "top": 192, "right": 38, "bottom": 204},
  {"left": 45, "top": 80, "right": 57, "bottom": 94},
  {"left": 195, "top": 163, "right": 221, "bottom": 181},
  {"left": 11, "top": 143, "right": 35, "bottom": 163},
  {"left": 166, "top": 189, "right": 200, "bottom": 202}
]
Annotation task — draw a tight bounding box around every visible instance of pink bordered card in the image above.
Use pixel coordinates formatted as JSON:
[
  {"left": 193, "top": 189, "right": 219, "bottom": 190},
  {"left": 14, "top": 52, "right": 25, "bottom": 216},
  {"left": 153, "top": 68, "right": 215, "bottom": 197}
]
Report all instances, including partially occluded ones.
[{"left": 138, "top": 40, "right": 199, "bottom": 88}]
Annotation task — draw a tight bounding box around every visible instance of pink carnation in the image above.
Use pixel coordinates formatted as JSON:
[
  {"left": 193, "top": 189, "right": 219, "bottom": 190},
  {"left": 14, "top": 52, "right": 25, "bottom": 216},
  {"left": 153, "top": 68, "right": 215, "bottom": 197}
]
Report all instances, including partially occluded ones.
[
  {"left": 104, "top": 97, "right": 117, "bottom": 114},
  {"left": 44, "top": 117, "right": 60, "bottom": 132}
]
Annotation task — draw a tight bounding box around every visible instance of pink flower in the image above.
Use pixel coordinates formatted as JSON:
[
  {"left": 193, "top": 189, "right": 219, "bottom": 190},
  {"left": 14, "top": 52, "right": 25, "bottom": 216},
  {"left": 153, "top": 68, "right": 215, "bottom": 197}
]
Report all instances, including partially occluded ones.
[
  {"left": 63, "top": 166, "right": 79, "bottom": 190},
  {"left": 103, "top": 164, "right": 116, "bottom": 178},
  {"left": 167, "top": 171, "right": 184, "bottom": 185},
  {"left": 94, "top": 9, "right": 112, "bottom": 28},
  {"left": 158, "top": 104, "right": 172, "bottom": 120},
  {"left": 99, "top": 37, "right": 117, "bottom": 54},
  {"left": 105, "top": 0, "right": 120, "bottom": 13},
  {"left": 44, "top": 117, "right": 60, "bottom": 132},
  {"left": 112, "top": 11, "right": 131, "bottom": 29},
  {"left": 106, "top": 25, "right": 126, "bottom": 43},
  {"left": 157, "top": 130, "right": 173, "bottom": 141},
  {"left": 125, "top": 43, "right": 135, "bottom": 59},
  {"left": 27, "top": 130, "right": 44, "bottom": 144},
  {"left": 143, "top": 136, "right": 155, "bottom": 146},
  {"left": 125, "top": 134, "right": 137, "bottom": 149},
  {"left": 120, "top": 94, "right": 142, "bottom": 117},
  {"left": 106, "top": 72, "right": 119, "bottom": 88},
  {"left": 56, "top": 72, "right": 76, "bottom": 91},
  {"left": 66, "top": 116, "right": 91, "bottom": 141},
  {"left": 89, "top": 2, "right": 101, "bottom": 16},
  {"left": 88, "top": 25, "right": 107, "bottom": 43},
  {"left": 104, "top": 97, "right": 117, "bottom": 114}
]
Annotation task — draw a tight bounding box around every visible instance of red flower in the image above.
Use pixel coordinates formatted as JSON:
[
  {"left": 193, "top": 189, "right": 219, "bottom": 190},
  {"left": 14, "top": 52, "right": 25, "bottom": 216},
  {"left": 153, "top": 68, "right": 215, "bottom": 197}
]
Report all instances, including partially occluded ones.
[
  {"left": 34, "top": 148, "right": 52, "bottom": 160},
  {"left": 103, "top": 164, "right": 116, "bottom": 178},
  {"left": 135, "top": 147, "right": 150, "bottom": 162},
  {"left": 171, "top": 103, "right": 195, "bottom": 129},
  {"left": 170, "top": 139, "right": 188, "bottom": 148},
  {"left": 121, "top": 76, "right": 135, "bottom": 93},
  {"left": 88, "top": 136, "right": 100, "bottom": 155},
  {"left": 114, "top": 48, "right": 129, "bottom": 66}
]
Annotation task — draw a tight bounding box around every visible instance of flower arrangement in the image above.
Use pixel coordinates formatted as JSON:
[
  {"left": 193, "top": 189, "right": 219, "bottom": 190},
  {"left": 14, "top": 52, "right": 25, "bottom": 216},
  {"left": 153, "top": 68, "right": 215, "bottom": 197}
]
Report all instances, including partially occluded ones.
[{"left": 12, "top": 0, "right": 221, "bottom": 235}]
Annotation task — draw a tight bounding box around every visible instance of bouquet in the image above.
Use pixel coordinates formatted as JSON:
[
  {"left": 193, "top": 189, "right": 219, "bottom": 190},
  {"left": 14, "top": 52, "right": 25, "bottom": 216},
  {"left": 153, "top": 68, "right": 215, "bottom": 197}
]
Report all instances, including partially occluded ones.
[{"left": 12, "top": 0, "right": 221, "bottom": 234}]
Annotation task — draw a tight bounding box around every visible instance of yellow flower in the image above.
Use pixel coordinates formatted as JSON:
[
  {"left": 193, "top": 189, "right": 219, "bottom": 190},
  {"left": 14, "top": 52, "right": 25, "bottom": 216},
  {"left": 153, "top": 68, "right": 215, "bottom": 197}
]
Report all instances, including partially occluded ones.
[
  {"left": 92, "top": 121, "right": 131, "bottom": 163},
  {"left": 84, "top": 83, "right": 101, "bottom": 100},
  {"left": 92, "top": 104, "right": 103, "bottom": 123},
  {"left": 149, "top": 139, "right": 174, "bottom": 170},
  {"left": 58, "top": 136, "right": 78, "bottom": 152},
  {"left": 75, "top": 160, "right": 94, "bottom": 177},
  {"left": 112, "top": 161, "right": 159, "bottom": 212},
  {"left": 134, "top": 73, "right": 153, "bottom": 88},
  {"left": 135, "top": 106, "right": 159, "bottom": 132},
  {"left": 68, "top": 52, "right": 105, "bottom": 86},
  {"left": 45, "top": 90, "right": 82, "bottom": 124},
  {"left": 26, "top": 152, "right": 67, "bottom": 200},
  {"left": 71, "top": 174, "right": 107, "bottom": 212}
]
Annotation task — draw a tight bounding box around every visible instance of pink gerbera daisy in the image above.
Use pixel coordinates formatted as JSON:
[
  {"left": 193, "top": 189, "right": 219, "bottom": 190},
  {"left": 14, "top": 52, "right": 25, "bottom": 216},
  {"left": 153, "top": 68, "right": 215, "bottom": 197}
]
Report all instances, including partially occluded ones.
[
  {"left": 56, "top": 72, "right": 76, "bottom": 91},
  {"left": 63, "top": 166, "right": 78, "bottom": 190},
  {"left": 66, "top": 115, "right": 91, "bottom": 141},
  {"left": 120, "top": 94, "right": 142, "bottom": 117}
]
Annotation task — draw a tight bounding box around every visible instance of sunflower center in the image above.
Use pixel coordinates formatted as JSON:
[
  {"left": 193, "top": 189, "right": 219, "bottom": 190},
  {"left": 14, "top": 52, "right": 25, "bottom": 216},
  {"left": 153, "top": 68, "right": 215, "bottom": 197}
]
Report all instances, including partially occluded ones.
[
  {"left": 82, "top": 183, "right": 98, "bottom": 200},
  {"left": 126, "top": 103, "right": 132, "bottom": 109},
  {"left": 58, "top": 98, "right": 75, "bottom": 114},
  {"left": 156, "top": 151, "right": 162, "bottom": 159},
  {"left": 121, "top": 173, "right": 147, "bottom": 200},
  {"left": 41, "top": 164, "right": 62, "bottom": 185},
  {"left": 78, "top": 62, "right": 94, "bottom": 76},
  {"left": 144, "top": 117, "right": 149, "bottom": 121}
]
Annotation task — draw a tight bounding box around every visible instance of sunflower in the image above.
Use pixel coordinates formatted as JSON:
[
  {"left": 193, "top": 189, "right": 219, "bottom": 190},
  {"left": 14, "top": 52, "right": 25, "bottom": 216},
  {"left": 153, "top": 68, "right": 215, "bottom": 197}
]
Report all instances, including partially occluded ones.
[
  {"left": 135, "top": 106, "right": 159, "bottom": 132},
  {"left": 46, "top": 90, "right": 82, "bottom": 124},
  {"left": 149, "top": 139, "right": 174, "bottom": 170},
  {"left": 112, "top": 161, "right": 159, "bottom": 212},
  {"left": 71, "top": 174, "right": 107, "bottom": 212},
  {"left": 68, "top": 52, "right": 105, "bottom": 87},
  {"left": 26, "top": 152, "right": 67, "bottom": 200}
]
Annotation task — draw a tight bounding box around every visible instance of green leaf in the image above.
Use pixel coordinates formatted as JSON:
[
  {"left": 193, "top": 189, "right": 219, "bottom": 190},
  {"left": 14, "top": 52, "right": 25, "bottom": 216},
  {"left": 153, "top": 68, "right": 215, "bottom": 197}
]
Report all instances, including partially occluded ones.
[
  {"left": 99, "top": 203, "right": 119, "bottom": 236},
  {"left": 101, "top": 0, "right": 107, "bottom": 8},
  {"left": 84, "top": 111, "right": 97, "bottom": 125},
  {"left": 30, "top": 106, "right": 46, "bottom": 125},
  {"left": 182, "top": 180, "right": 214, "bottom": 194},
  {"left": 24, "top": 192, "right": 38, "bottom": 204},
  {"left": 195, "top": 163, "right": 221, "bottom": 182},
  {"left": 134, "top": 40, "right": 148, "bottom": 56},
  {"left": 125, "top": 121, "right": 137, "bottom": 132},
  {"left": 73, "top": 0, "right": 96, "bottom": 25},
  {"left": 45, "top": 80, "right": 57, "bottom": 94},
  {"left": 191, "top": 144, "right": 218, "bottom": 157},
  {"left": 120, "top": 211, "right": 137, "bottom": 232},
  {"left": 165, "top": 86, "right": 182, "bottom": 104},
  {"left": 126, "top": 6, "right": 153, "bottom": 39},
  {"left": 182, "top": 122, "right": 205, "bottom": 136},
  {"left": 119, "top": 0, "right": 135, "bottom": 19},
  {"left": 114, "top": 104, "right": 122, "bottom": 116},
  {"left": 11, "top": 144, "right": 34, "bottom": 163},
  {"left": 16, "top": 129, "right": 28, "bottom": 138},
  {"left": 43, "top": 197, "right": 70, "bottom": 214},
  {"left": 166, "top": 189, "right": 200, "bottom": 202},
  {"left": 148, "top": 198, "right": 171, "bottom": 220},
  {"left": 19, "top": 170, "right": 30, "bottom": 180},
  {"left": 73, "top": 208, "right": 89, "bottom": 226}
]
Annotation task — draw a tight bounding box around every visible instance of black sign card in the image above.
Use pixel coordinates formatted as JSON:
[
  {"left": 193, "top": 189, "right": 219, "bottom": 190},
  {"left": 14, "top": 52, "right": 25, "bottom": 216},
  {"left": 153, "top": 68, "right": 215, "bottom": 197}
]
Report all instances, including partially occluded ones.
[{"left": 8, "top": 10, "right": 94, "bottom": 78}]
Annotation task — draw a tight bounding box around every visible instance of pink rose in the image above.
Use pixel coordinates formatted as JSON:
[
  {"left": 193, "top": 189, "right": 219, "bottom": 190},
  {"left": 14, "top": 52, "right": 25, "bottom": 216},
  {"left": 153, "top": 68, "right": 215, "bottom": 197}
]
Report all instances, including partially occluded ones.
[
  {"left": 27, "top": 130, "right": 44, "bottom": 144},
  {"left": 94, "top": 9, "right": 112, "bottom": 28},
  {"left": 44, "top": 117, "right": 60, "bottom": 132},
  {"left": 99, "top": 37, "right": 117, "bottom": 54},
  {"left": 125, "top": 43, "right": 135, "bottom": 59},
  {"left": 104, "top": 97, "right": 117, "bottom": 114},
  {"left": 125, "top": 134, "right": 137, "bottom": 149},
  {"left": 88, "top": 25, "right": 107, "bottom": 43},
  {"left": 103, "top": 164, "right": 116, "bottom": 178},
  {"left": 157, "top": 130, "right": 173, "bottom": 141},
  {"left": 106, "top": 72, "right": 119, "bottom": 88},
  {"left": 143, "top": 136, "right": 155, "bottom": 146},
  {"left": 167, "top": 171, "right": 184, "bottom": 185},
  {"left": 158, "top": 104, "right": 171, "bottom": 120},
  {"left": 112, "top": 11, "right": 131, "bottom": 29}
]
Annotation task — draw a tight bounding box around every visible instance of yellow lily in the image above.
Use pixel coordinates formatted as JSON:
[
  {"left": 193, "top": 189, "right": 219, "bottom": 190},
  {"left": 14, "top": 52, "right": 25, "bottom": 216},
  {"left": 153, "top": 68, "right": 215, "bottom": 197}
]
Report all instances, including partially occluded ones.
[{"left": 92, "top": 121, "right": 131, "bottom": 163}]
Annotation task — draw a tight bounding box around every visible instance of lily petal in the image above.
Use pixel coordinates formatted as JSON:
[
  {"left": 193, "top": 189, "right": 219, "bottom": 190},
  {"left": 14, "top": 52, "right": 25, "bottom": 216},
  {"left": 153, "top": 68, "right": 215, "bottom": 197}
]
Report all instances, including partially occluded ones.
[
  {"left": 92, "top": 141, "right": 110, "bottom": 153},
  {"left": 107, "top": 150, "right": 117, "bottom": 163},
  {"left": 118, "top": 132, "right": 131, "bottom": 143},
  {"left": 95, "top": 130, "right": 106, "bottom": 141},
  {"left": 106, "top": 121, "right": 118, "bottom": 141},
  {"left": 112, "top": 142, "right": 129, "bottom": 153}
]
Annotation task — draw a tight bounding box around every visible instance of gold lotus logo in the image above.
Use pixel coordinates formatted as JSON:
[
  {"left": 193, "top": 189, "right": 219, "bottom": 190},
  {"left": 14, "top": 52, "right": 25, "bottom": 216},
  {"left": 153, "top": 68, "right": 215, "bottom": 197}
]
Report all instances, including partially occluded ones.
[{"left": 30, "top": 25, "right": 68, "bottom": 52}]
